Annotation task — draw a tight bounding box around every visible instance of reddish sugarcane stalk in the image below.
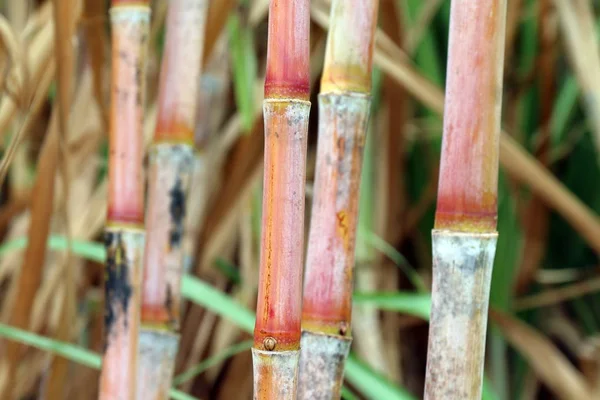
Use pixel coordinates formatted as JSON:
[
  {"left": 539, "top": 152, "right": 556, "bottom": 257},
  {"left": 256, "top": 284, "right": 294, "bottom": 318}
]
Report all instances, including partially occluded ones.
[
  {"left": 99, "top": 1, "right": 150, "bottom": 399},
  {"left": 297, "top": 1, "right": 379, "bottom": 398},
  {"left": 138, "top": 0, "right": 208, "bottom": 397},
  {"left": 424, "top": 1, "right": 507, "bottom": 399},
  {"left": 252, "top": 1, "right": 310, "bottom": 398}
]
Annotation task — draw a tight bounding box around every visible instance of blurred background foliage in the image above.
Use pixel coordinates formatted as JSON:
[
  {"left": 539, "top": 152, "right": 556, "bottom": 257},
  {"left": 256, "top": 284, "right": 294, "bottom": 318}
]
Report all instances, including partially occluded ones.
[{"left": 0, "top": 0, "right": 599, "bottom": 399}]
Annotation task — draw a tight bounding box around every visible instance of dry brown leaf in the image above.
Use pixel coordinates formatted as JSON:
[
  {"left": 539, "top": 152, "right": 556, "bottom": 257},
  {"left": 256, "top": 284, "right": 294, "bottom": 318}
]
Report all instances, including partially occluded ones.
[
  {"left": 82, "top": 0, "right": 109, "bottom": 129},
  {"left": 249, "top": 0, "right": 269, "bottom": 26},
  {"left": 579, "top": 337, "right": 600, "bottom": 397},
  {"left": 491, "top": 310, "right": 594, "bottom": 400},
  {"left": 207, "top": 206, "right": 259, "bottom": 382},
  {"left": 42, "top": 0, "right": 79, "bottom": 395},
  {"left": 203, "top": 0, "right": 236, "bottom": 64},
  {"left": 514, "top": 276, "right": 600, "bottom": 311},
  {"left": 0, "top": 61, "right": 55, "bottom": 187},
  {"left": 0, "top": 10, "right": 54, "bottom": 140},
  {"left": 6, "top": 0, "right": 29, "bottom": 33},
  {"left": 554, "top": 0, "right": 600, "bottom": 162},
  {"left": 0, "top": 15, "right": 25, "bottom": 102},
  {"left": 1, "top": 111, "right": 59, "bottom": 398},
  {"left": 505, "top": 0, "right": 524, "bottom": 64}
]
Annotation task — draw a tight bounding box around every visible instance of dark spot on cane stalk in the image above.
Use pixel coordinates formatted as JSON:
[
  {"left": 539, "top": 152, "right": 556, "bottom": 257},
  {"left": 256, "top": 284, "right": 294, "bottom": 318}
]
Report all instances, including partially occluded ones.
[
  {"left": 168, "top": 177, "right": 185, "bottom": 248},
  {"left": 165, "top": 283, "right": 176, "bottom": 326},
  {"left": 263, "top": 336, "right": 277, "bottom": 351},
  {"left": 135, "top": 66, "right": 143, "bottom": 106},
  {"left": 103, "top": 231, "right": 133, "bottom": 351},
  {"left": 339, "top": 322, "right": 348, "bottom": 336},
  {"left": 104, "top": 231, "right": 113, "bottom": 248},
  {"left": 337, "top": 137, "right": 345, "bottom": 156}
]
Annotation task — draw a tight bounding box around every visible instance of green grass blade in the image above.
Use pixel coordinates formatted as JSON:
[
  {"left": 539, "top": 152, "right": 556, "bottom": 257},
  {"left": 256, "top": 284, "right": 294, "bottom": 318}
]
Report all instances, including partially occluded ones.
[
  {"left": 402, "top": 0, "right": 444, "bottom": 85},
  {"left": 227, "top": 11, "right": 257, "bottom": 133},
  {"left": 489, "top": 172, "right": 522, "bottom": 400},
  {"left": 355, "top": 97, "right": 376, "bottom": 264},
  {"left": 213, "top": 257, "right": 242, "bottom": 284},
  {"left": 345, "top": 354, "right": 415, "bottom": 400},
  {"left": 356, "top": 228, "right": 427, "bottom": 292},
  {"left": 0, "top": 235, "right": 104, "bottom": 262},
  {"left": 341, "top": 386, "right": 360, "bottom": 400},
  {"left": 169, "top": 391, "right": 202, "bottom": 400},
  {"left": 551, "top": 77, "right": 579, "bottom": 146},
  {"left": 0, "top": 323, "right": 199, "bottom": 400},
  {"left": 482, "top": 376, "right": 501, "bottom": 400},
  {"left": 353, "top": 292, "right": 431, "bottom": 320},
  {"left": 181, "top": 276, "right": 415, "bottom": 399},
  {"left": 0, "top": 236, "right": 498, "bottom": 399},
  {"left": 0, "top": 322, "right": 101, "bottom": 368},
  {"left": 181, "top": 276, "right": 255, "bottom": 332}
]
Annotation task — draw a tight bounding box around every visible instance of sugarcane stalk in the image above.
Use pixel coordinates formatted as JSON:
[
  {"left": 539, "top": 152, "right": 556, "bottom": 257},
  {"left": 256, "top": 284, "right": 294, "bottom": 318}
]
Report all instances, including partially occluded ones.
[
  {"left": 138, "top": 0, "right": 209, "bottom": 397},
  {"left": 177, "top": 38, "right": 231, "bottom": 390},
  {"left": 424, "top": 1, "right": 507, "bottom": 399},
  {"left": 297, "top": 1, "right": 378, "bottom": 398},
  {"left": 182, "top": 35, "right": 230, "bottom": 276},
  {"left": 252, "top": 1, "right": 310, "bottom": 398},
  {"left": 351, "top": 118, "right": 388, "bottom": 375},
  {"left": 99, "top": 1, "right": 150, "bottom": 399}
]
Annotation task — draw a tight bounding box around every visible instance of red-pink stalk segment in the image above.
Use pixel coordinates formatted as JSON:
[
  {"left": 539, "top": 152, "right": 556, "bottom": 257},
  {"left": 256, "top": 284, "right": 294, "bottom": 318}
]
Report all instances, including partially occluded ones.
[
  {"left": 100, "top": 2, "right": 150, "bottom": 399},
  {"left": 424, "top": 1, "right": 507, "bottom": 399},
  {"left": 252, "top": 0, "right": 311, "bottom": 398},
  {"left": 137, "top": 0, "right": 209, "bottom": 398}
]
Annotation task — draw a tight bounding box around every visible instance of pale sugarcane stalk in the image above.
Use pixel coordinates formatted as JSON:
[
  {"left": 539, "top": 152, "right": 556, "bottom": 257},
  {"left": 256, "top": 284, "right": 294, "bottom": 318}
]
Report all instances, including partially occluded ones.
[
  {"left": 182, "top": 34, "right": 230, "bottom": 276},
  {"left": 252, "top": 0, "right": 311, "bottom": 398},
  {"left": 298, "top": 1, "right": 379, "bottom": 398},
  {"left": 424, "top": 1, "right": 507, "bottom": 399},
  {"left": 138, "top": 0, "right": 209, "bottom": 397},
  {"left": 177, "top": 35, "right": 230, "bottom": 392},
  {"left": 99, "top": 1, "right": 150, "bottom": 399},
  {"left": 351, "top": 118, "right": 388, "bottom": 375}
]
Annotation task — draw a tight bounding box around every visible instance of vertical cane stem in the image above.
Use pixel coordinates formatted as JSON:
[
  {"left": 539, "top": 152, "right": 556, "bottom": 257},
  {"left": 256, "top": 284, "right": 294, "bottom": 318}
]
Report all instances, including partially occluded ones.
[
  {"left": 138, "top": 0, "right": 209, "bottom": 397},
  {"left": 100, "top": 2, "right": 150, "bottom": 399},
  {"left": 252, "top": 1, "right": 311, "bottom": 398},
  {"left": 298, "top": 1, "right": 379, "bottom": 398},
  {"left": 424, "top": 1, "right": 507, "bottom": 399}
]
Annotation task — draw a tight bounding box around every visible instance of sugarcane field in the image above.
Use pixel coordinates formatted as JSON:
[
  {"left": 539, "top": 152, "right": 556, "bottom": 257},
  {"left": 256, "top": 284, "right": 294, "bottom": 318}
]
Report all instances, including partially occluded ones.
[{"left": 0, "top": 0, "right": 600, "bottom": 399}]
